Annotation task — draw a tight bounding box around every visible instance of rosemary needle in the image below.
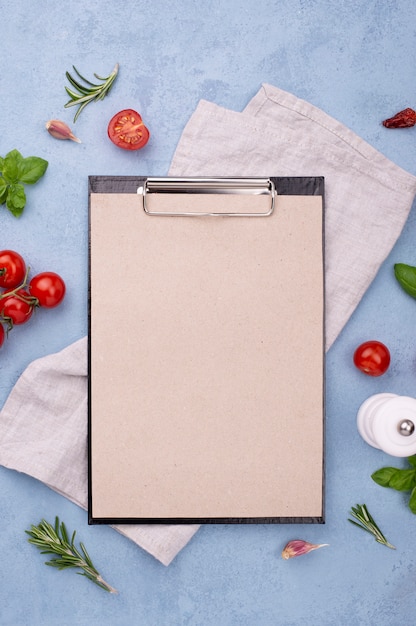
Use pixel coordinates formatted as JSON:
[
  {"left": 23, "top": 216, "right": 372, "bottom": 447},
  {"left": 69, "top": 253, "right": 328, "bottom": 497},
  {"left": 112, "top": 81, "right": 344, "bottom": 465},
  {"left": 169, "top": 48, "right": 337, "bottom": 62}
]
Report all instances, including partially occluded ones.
[
  {"left": 26, "top": 517, "right": 118, "bottom": 593},
  {"left": 64, "top": 63, "right": 119, "bottom": 122},
  {"left": 348, "top": 504, "right": 396, "bottom": 550}
]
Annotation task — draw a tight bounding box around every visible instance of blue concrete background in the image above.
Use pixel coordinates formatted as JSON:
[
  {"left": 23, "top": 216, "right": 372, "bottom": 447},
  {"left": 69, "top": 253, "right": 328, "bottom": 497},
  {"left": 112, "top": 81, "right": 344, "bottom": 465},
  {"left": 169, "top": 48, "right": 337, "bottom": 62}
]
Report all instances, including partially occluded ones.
[{"left": 1, "top": 0, "right": 416, "bottom": 624}]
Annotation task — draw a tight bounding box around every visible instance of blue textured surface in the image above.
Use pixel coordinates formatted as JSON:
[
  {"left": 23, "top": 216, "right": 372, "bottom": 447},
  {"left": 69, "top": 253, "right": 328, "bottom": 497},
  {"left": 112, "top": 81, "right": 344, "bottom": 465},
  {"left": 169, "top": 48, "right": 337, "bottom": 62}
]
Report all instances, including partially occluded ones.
[{"left": 1, "top": 1, "right": 416, "bottom": 624}]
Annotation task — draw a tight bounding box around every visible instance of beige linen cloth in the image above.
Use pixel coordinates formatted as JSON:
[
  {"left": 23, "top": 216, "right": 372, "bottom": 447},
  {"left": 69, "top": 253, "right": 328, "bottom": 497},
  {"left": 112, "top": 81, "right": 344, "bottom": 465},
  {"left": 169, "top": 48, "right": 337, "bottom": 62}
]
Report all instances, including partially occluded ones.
[{"left": 1, "top": 84, "right": 416, "bottom": 566}]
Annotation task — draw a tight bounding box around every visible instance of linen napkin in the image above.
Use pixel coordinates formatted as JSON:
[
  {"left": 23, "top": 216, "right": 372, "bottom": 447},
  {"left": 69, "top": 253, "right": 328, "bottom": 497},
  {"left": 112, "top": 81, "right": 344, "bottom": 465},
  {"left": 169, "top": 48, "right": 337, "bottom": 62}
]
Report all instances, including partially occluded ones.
[
  {"left": 1, "top": 84, "right": 416, "bottom": 565},
  {"left": 169, "top": 84, "right": 416, "bottom": 349}
]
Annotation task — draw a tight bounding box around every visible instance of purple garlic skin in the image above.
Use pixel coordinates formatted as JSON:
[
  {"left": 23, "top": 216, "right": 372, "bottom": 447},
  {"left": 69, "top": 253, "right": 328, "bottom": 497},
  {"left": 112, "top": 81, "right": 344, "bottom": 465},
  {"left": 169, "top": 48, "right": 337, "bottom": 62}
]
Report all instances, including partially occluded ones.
[
  {"left": 46, "top": 120, "right": 81, "bottom": 143},
  {"left": 281, "top": 539, "right": 328, "bottom": 559}
]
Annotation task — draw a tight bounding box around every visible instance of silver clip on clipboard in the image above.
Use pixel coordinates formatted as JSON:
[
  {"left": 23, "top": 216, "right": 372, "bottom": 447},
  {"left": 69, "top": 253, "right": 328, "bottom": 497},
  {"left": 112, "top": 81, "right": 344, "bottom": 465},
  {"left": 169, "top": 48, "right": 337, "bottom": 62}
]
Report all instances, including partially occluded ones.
[{"left": 138, "top": 177, "right": 276, "bottom": 216}]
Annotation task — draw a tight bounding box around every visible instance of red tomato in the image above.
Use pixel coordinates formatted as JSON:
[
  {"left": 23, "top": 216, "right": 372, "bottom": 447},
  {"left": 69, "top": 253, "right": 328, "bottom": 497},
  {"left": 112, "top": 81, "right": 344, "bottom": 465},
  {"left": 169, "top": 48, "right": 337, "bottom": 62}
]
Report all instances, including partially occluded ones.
[
  {"left": 353, "top": 340, "right": 391, "bottom": 376},
  {"left": 29, "top": 272, "right": 66, "bottom": 308},
  {"left": 0, "top": 289, "right": 34, "bottom": 325},
  {"left": 0, "top": 323, "right": 5, "bottom": 348},
  {"left": 107, "top": 109, "right": 150, "bottom": 150},
  {"left": 0, "top": 250, "right": 26, "bottom": 289}
]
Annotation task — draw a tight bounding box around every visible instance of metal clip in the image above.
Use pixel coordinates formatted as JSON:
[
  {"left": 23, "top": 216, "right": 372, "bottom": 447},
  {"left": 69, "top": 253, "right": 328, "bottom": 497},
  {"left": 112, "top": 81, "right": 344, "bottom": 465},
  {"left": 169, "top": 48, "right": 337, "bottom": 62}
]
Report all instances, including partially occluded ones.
[{"left": 137, "top": 177, "right": 276, "bottom": 216}]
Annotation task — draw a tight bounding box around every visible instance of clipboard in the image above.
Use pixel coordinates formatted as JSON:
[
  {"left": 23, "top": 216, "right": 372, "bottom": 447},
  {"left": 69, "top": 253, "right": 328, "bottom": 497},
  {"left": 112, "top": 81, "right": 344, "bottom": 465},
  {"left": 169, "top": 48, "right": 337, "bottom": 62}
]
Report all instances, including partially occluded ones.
[{"left": 88, "top": 176, "right": 325, "bottom": 524}]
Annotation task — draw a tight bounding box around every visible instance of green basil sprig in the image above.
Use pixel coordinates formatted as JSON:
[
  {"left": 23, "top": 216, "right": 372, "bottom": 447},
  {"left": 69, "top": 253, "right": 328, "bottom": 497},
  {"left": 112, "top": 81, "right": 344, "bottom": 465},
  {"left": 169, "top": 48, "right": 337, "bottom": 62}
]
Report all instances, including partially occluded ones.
[
  {"left": 372, "top": 455, "right": 416, "bottom": 513},
  {"left": 0, "top": 149, "right": 48, "bottom": 217},
  {"left": 394, "top": 263, "right": 416, "bottom": 299}
]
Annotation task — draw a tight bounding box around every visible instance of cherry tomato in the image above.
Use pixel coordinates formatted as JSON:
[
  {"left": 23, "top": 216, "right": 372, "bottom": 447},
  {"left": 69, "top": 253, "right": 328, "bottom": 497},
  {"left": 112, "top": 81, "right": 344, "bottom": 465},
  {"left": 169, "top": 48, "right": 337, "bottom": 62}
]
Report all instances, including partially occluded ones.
[
  {"left": 0, "top": 289, "right": 34, "bottom": 325},
  {"left": 353, "top": 340, "right": 391, "bottom": 376},
  {"left": 29, "top": 272, "right": 66, "bottom": 308},
  {"left": 107, "top": 109, "right": 150, "bottom": 151},
  {"left": 0, "top": 250, "right": 26, "bottom": 289},
  {"left": 0, "top": 323, "right": 5, "bottom": 348}
]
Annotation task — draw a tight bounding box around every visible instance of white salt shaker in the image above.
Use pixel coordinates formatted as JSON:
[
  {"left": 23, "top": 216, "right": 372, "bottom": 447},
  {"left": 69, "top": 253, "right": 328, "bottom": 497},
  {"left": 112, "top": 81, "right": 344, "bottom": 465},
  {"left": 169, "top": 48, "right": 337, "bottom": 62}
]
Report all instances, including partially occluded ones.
[{"left": 356, "top": 393, "right": 416, "bottom": 457}]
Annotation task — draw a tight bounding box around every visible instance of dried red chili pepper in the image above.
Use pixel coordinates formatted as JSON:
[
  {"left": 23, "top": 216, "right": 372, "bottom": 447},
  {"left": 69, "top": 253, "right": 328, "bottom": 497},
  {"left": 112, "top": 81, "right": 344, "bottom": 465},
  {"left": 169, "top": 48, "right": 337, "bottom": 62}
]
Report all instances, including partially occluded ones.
[{"left": 382, "top": 107, "right": 416, "bottom": 128}]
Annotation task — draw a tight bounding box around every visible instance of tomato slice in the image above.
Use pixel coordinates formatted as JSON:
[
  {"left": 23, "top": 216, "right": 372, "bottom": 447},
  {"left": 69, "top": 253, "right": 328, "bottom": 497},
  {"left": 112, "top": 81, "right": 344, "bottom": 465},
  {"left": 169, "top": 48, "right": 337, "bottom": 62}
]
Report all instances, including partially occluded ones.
[{"left": 107, "top": 109, "right": 150, "bottom": 150}]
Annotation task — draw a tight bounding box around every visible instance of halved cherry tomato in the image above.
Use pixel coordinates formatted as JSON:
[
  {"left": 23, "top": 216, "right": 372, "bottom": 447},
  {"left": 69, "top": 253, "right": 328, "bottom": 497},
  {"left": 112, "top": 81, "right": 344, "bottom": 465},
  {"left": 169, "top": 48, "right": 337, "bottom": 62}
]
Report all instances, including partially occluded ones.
[
  {"left": 29, "top": 272, "right": 66, "bottom": 308},
  {"left": 353, "top": 340, "right": 391, "bottom": 376},
  {"left": 0, "top": 289, "right": 34, "bottom": 325},
  {"left": 0, "top": 250, "right": 26, "bottom": 289},
  {"left": 0, "top": 323, "right": 5, "bottom": 348},
  {"left": 107, "top": 109, "right": 150, "bottom": 151}
]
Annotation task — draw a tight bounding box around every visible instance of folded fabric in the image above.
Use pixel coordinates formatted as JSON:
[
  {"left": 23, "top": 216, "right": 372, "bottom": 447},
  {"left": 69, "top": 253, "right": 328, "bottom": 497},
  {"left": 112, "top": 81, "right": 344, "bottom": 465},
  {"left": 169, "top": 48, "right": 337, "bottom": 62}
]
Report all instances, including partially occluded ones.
[
  {"left": 1, "top": 84, "right": 416, "bottom": 566},
  {"left": 169, "top": 84, "right": 416, "bottom": 349}
]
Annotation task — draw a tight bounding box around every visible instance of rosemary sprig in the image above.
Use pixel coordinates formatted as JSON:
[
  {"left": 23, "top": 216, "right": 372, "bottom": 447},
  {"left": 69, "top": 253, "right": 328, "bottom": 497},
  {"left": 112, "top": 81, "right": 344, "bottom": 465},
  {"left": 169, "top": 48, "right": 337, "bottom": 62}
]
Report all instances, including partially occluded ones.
[
  {"left": 26, "top": 517, "right": 117, "bottom": 593},
  {"left": 64, "top": 63, "right": 119, "bottom": 122},
  {"left": 348, "top": 504, "right": 395, "bottom": 550}
]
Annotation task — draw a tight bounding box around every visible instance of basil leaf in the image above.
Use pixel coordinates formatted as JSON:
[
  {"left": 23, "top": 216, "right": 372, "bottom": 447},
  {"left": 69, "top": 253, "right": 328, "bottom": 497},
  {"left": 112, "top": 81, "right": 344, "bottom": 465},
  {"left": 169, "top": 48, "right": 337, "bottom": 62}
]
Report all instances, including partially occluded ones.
[
  {"left": 0, "top": 177, "right": 8, "bottom": 204},
  {"left": 2, "top": 149, "right": 24, "bottom": 184},
  {"left": 371, "top": 467, "right": 398, "bottom": 487},
  {"left": 6, "top": 183, "right": 26, "bottom": 217},
  {"left": 394, "top": 263, "right": 416, "bottom": 299},
  {"left": 388, "top": 468, "right": 416, "bottom": 492},
  {"left": 18, "top": 156, "right": 48, "bottom": 185},
  {"left": 0, "top": 156, "right": 4, "bottom": 173},
  {"left": 407, "top": 455, "right": 416, "bottom": 468},
  {"left": 409, "top": 487, "right": 416, "bottom": 514}
]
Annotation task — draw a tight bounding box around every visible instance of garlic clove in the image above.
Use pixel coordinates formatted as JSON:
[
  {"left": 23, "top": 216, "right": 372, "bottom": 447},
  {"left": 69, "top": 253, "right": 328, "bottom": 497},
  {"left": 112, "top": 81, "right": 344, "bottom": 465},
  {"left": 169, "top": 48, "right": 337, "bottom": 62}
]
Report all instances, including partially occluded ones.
[
  {"left": 46, "top": 119, "right": 81, "bottom": 143},
  {"left": 281, "top": 539, "right": 329, "bottom": 559}
]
